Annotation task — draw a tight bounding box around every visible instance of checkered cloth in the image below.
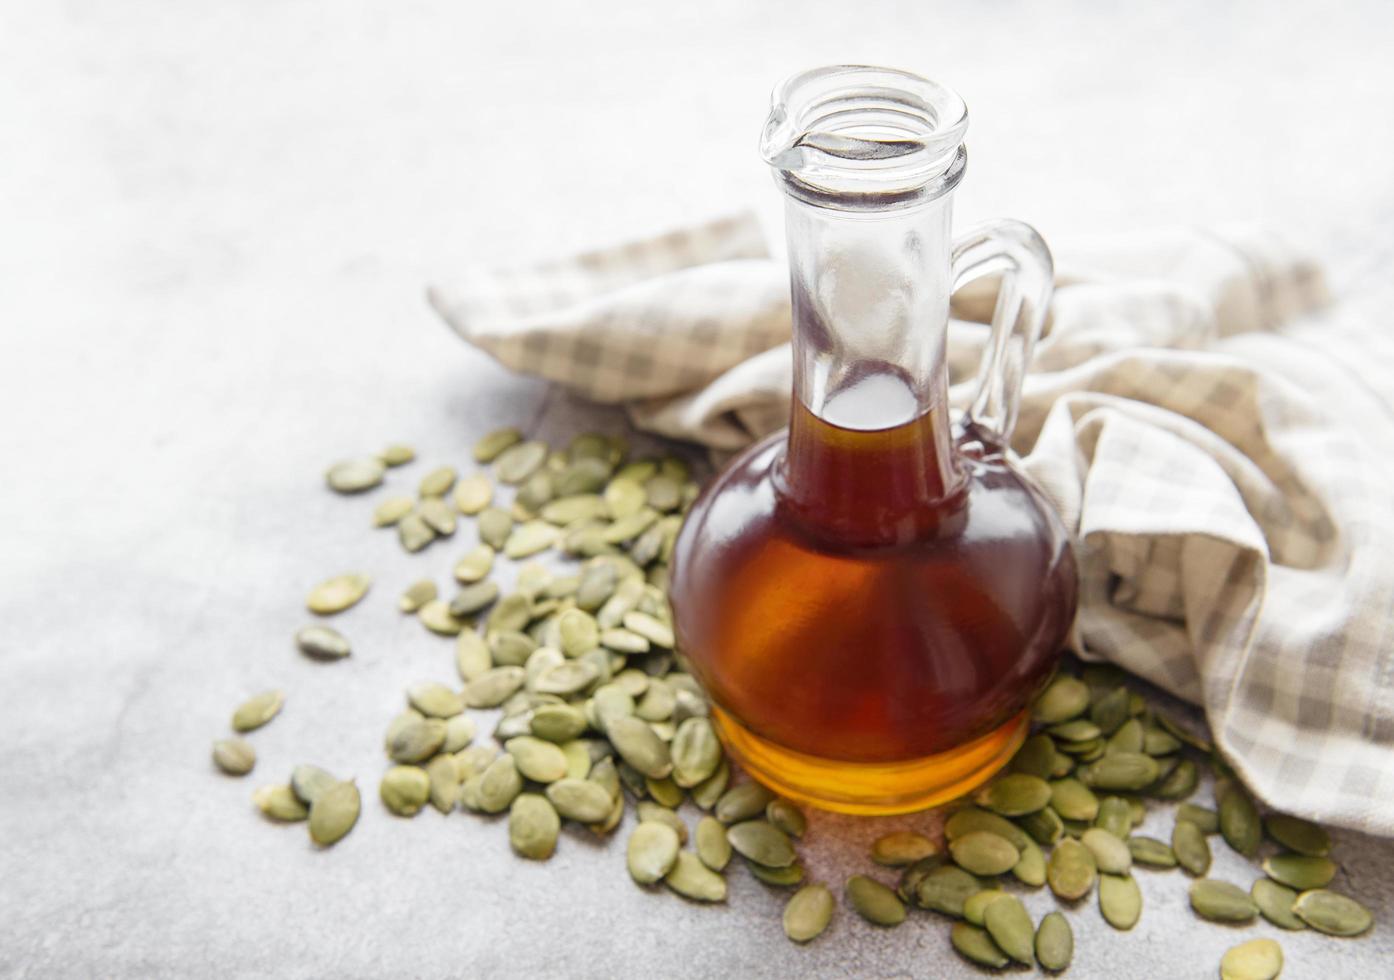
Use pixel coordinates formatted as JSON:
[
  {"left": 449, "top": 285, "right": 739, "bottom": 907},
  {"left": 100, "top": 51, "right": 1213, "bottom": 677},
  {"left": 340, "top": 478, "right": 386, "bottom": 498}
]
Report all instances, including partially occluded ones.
[{"left": 430, "top": 213, "right": 1394, "bottom": 835}]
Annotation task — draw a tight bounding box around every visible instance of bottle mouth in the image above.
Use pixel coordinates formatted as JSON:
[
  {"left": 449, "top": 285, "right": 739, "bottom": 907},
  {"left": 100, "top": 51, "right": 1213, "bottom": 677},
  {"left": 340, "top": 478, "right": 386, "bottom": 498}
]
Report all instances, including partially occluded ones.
[{"left": 761, "top": 65, "right": 969, "bottom": 211}]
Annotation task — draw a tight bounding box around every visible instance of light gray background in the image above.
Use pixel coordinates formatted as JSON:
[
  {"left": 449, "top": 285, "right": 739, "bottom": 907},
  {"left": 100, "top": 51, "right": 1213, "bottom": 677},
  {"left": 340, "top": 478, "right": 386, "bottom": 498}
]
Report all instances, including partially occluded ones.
[{"left": 3, "top": 1, "right": 1393, "bottom": 978}]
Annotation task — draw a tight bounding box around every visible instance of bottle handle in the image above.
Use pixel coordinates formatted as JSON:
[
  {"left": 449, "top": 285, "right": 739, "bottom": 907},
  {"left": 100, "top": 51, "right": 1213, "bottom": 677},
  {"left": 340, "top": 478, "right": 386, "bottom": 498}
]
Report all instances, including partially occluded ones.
[{"left": 950, "top": 220, "right": 1054, "bottom": 448}]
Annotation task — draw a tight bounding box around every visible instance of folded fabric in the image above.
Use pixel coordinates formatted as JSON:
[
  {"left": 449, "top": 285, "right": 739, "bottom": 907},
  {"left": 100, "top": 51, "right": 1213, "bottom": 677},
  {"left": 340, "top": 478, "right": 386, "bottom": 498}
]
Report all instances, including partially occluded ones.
[{"left": 430, "top": 213, "right": 1394, "bottom": 836}]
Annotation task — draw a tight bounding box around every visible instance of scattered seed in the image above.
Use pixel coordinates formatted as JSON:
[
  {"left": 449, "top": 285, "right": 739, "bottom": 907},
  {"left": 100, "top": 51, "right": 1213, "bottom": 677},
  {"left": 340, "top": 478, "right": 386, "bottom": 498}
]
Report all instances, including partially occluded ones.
[
  {"left": 509, "top": 792, "right": 560, "bottom": 860},
  {"left": 1177, "top": 803, "right": 1219, "bottom": 834},
  {"left": 783, "top": 884, "right": 834, "bottom": 943},
  {"left": 379, "top": 444, "right": 415, "bottom": 466},
  {"left": 326, "top": 458, "right": 385, "bottom": 493},
  {"left": 1081, "top": 827, "right": 1132, "bottom": 874},
  {"left": 1264, "top": 854, "right": 1337, "bottom": 891},
  {"left": 846, "top": 875, "right": 906, "bottom": 927},
  {"left": 398, "top": 512, "right": 435, "bottom": 552},
  {"left": 1173, "top": 819, "right": 1212, "bottom": 876},
  {"left": 1251, "top": 878, "right": 1306, "bottom": 930},
  {"left": 696, "top": 816, "right": 732, "bottom": 871},
  {"left": 380, "top": 765, "right": 431, "bottom": 816},
  {"left": 212, "top": 738, "right": 256, "bottom": 775},
  {"left": 306, "top": 573, "right": 371, "bottom": 614},
  {"left": 664, "top": 850, "right": 727, "bottom": 902},
  {"left": 1033, "top": 675, "right": 1090, "bottom": 723},
  {"left": 419, "top": 599, "right": 466, "bottom": 636},
  {"left": 715, "top": 782, "right": 775, "bottom": 825},
  {"left": 873, "top": 830, "right": 938, "bottom": 867},
  {"left": 231, "top": 690, "right": 285, "bottom": 732},
  {"left": 1266, "top": 813, "right": 1331, "bottom": 857},
  {"left": 975, "top": 774, "right": 1052, "bottom": 816},
  {"left": 308, "top": 780, "right": 360, "bottom": 845},
  {"left": 727, "top": 820, "right": 796, "bottom": 868},
  {"left": 1220, "top": 938, "right": 1283, "bottom": 980},
  {"left": 1079, "top": 752, "right": 1159, "bottom": 792},
  {"left": 1099, "top": 873, "right": 1142, "bottom": 929},
  {"left": 766, "top": 799, "right": 807, "bottom": 839},
  {"left": 418, "top": 465, "right": 456, "bottom": 497},
  {"left": 1035, "top": 910, "right": 1073, "bottom": 971},
  {"left": 373, "top": 495, "right": 415, "bottom": 527},
  {"left": 983, "top": 893, "right": 1034, "bottom": 963},
  {"left": 454, "top": 473, "right": 494, "bottom": 515},
  {"left": 951, "top": 923, "right": 1009, "bottom": 968},
  {"left": 495, "top": 440, "right": 549, "bottom": 484},
  {"left": 254, "top": 784, "right": 308, "bottom": 821},
  {"left": 399, "top": 579, "right": 437, "bottom": 613},
  {"left": 1189, "top": 879, "right": 1258, "bottom": 922},
  {"left": 473, "top": 427, "right": 522, "bottom": 463},
  {"left": 1219, "top": 787, "right": 1262, "bottom": 857},
  {"left": 1292, "top": 888, "right": 1372, "bottom": 936},
  {"left": 1128, "top": 836, "right": 1178, "bottom": 868},
  {"left": 915, "top": 865, "right": 981, "bottom": 917},
  {"left": 1047, "top": 838, "right": 1097, "bottom": 902},
  {"left": 950, "top": 831, "right": 1020, "bottom": 876}
]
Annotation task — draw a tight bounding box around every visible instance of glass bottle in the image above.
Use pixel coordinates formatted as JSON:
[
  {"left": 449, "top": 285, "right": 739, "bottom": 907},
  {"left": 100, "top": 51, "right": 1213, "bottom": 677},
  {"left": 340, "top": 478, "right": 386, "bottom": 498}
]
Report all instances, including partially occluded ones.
[{"left": 668, "top": 66, "right": 1078, "bottom": 815}]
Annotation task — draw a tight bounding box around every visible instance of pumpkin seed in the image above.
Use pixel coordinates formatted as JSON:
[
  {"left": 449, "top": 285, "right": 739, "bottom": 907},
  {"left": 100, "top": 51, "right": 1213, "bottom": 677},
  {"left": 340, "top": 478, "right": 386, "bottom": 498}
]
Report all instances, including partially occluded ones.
[
  {"left": 896, "top": 856, "right": 945, "bottom": 902},
  {"left": 290, "top": 764, "right": 337, "bottom": 805},
  {"left": 1292, "top": 888, "right": 1372, "bottom": 936},
  {"left": 605, "top": 509, "right": 659, "bottom": 545},
  {"left": 212, "top": 738, "right": 256, "bottom": 775},
  {"left": 950, "top": 831, "right": 1020, "bottom": 876},
  {"left": 380, "top": 765, "right": 430, "bottom": 816},
  {"left": 477, "top": 755, "right": 523, "bottom": 813},
  {"left": 645, "top": 775, "right": 682, "bottom": 807},
  {"left": 426, "top": 754, "right": 460, "bottom": 813},
  {"left": 534, "top": 659, "right": 600, "bottom": 697},
  {"left": 783, "top": 884, "right": 834, "bottom": 943},
  {"left": 622, "top": 610, "right": 674, "bottom": 648},
  {"left": 1264, "top": 854, "right": 1336, "bottom": 890},
  {"left": 635, "top": 679, "right": 676, "bottom": 721},
  {"left": 449, "top": 632, "right": 489, "bottom": 683},
  {"left": 1220, "top": 938, "right": 1283, "bottom": 980},
  {"left": 516, "top": 471, "right": 555, "bottom": 513},
  {"left": 477, "top": 506, "right": 513, "bottom": 549},
  {"left": 1034, "top": 910, "right": 1073, "bottom": 971},
  {"left": 604, "top": 478, "right": 648, "bottom": 519},
  {"left": 1105, "top": 717, "right": 1144, "bottom": 754},
  {"left": 1011, "top": 733, "right": 1057, "bottom": 778},
  {"left": 542, "top": 777, "right": 611, "bottom": 823},
  {"left": 1079, "top": 752, "right": 1159, "bottom": 792},
  {"left": 695, "top": 815, "right": 732, "bottom": 871},
  {"left": 406, "top": 681, "right": 464, "bottom": 718},
  {"left": 765, "top": 799, "right": 806, "bottom": 839},
  {"left": 963, "top": 889, "right": 1007, "bottom": 926},
  {"left": 1089, "top": 685, "right": 1131, "bottom": 735},
  {"left": 1033, "top": 675, "right": 1090, "bottom": 723},
  {"left": 487, "top": 593, "right": 533, "bottom": 633},
  {"left": 508, "top": 792, "right": 559, "bottom": 860},
  {"left": 1094, "top": 796, "right": 1133, "bottom": 838},
  {"left": 1049, "top": 719, "right": 1102, "bottom": 742},
  {"left": 418, "top": 465, "right": 456, "bottom": 497},
  {"left": 691, "top": 759, "right": 730, "bottom": 811},
  {"left": 1251, "top": 878, "right": 1305, "bottom": 930},
  {"left": 254, "top": 784, "right": 308, "bottom": 821},
  {"left": 715, "top": 782, "right": 775, "bottom": 824},
  {"left": 465, "top": 667, "right": 525, "bottom": 708},
  {"left": 846, "top": 875, "right": 905, "bottom": 927},
  {"left": 975, "top": 773, "right": 1051, "bottom": 816},
  {"left": 474, "top": 427, "right": 522, "bottom": 463},
  {"left": 1219, "top": 787, "right": 1262, "bottom": 857},
  {"left": 951, "top": 923, "right": 1009, "bottom": 968},
  {"left": 1128, "top": 835, "right": 1177, "bottom": 868},
  {"left": 306, "top": 573, "right": 370, "bottom": 614},
  {"left": 308, "top": 780, "right": 360, "bottom": 845},
  {"left": 231, "top": 690, "right": 284, "bottom": 732},
  {"left": 871, "top": 830, "right": 937, "bottom": 866},
  {"left": 915, "top": 865, "right": 981, "bottom": 917},
  {"left": 1143, "top": 726, "right": 1182, "bottom": 756},
  {"left": 505, "top": 736, "right": 569, "bottom": 783},
  {"left": 727, "top": 820, "right": 796, "bottom": 868},
  {"left": 1154, "top": 757, "right": 1198, "bottom": 799},
  {"left": 1189, "top": 879, "right": 1258, "bottom": 922},
  {"left": 946, "top": 806, "right": 1032, "bottom": 849},
  {"left": 399, "top": 579, "right": 437, "bottom": 613},
  {"left": 626, "top": 820, "right": 681, "bottom": 884},
  {"left": 983, "top": 893, "right": 1034, "bottom": 963},
  {"left": 419, "top": 599, "right": 466, "bottom": 636},
  {"left": 1098, "top": 872, "right": 1142, "bottom": 929},
  {"left": 606, "top": 716, "right": 672, "bottom": 778},
  {"left": 1266, "top": 813, "right": 1331, "bottom": 856},
  {"left": 670, "top": 717, "right": 720, "bottom": 788},
  {"left": 379, "top": 443, "right": 415, "bottom": 466},
  {"left": 489, "top": 630, "right": 536, "bottom": 667},
  {"left": 555, "top": 457, "right": 611, "bottom": 497},
  {"left": 325, "top": 458, "right": 385, "bottom": 493},
  {"left": 1016, "top": 806, "right": 1065, "bottom": 846},
  {"left": 1172, "top": 819, "right": 1211, "bottom": 876},
  {"left": 450, "top": 473, "right": 492, "bottom": 515},
  {"left": 386, "top": 717, "right": 446, "bottom": 763},
  {"left": 529, "top": 703, "right": 587, "bottom": 743},
  {"left": 495, "top": 440, "right": 548, "bottom": 484},
  {"left": 664, "top": 850, "right": 727, "bottom": 902},
  {"left": 1012, "top": 839, "right": 1048, "bottom": 887},
  {"left": 504, "top": 520, "right": 561, "bottom": 559},
  {"left": 1081, "top": 827, "right": 1132, "bottom": 874},
  {"left": 419, "top": 496, "right": 457, "bottom": 535},
  {"left": 373, "top": 495, "right": 415, "bottom": 527},
  {"left": 398, "top": 512, "right": 435, "bottom": 552},
  {"left": 1047, "top": 837, "right": 1096, "bottom": 901},
  {"left": 556, "top": 608, "right": 599, "bottom": 658},
  {"left": 637, "top": 802, "right": 688, "bottom": 843},
  {"left": 1177, "top": 803, "right": 1219, "bottom": 833},
  {"left": 599, "top": 628, "right": 649, "bottom": 655},
  {"left": 449, "top": 581, "right": 499, "bottom": 618},
  {"left": 1049, "top": 778, "right": 1099, "bottom": 821}
]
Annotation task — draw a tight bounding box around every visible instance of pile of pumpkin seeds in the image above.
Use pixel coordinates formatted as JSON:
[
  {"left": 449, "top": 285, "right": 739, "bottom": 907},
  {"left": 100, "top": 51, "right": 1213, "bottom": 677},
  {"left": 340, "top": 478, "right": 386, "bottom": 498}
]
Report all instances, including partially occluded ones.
[{"left": 215, "top": 429, "right": 1374, "bottom": 976}]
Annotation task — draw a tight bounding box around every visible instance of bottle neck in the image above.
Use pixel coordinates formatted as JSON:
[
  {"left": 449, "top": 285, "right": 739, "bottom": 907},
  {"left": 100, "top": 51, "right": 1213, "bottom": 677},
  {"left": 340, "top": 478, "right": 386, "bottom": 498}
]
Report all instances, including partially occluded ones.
[{"left": 777, "top": 193, "right": 965, "bottom": 546}]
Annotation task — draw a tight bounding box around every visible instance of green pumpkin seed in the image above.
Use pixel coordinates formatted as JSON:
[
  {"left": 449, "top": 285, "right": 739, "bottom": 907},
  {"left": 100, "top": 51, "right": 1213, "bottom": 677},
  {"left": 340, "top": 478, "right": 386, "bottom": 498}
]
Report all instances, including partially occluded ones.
[
  {"left": 1143, "top": 726, "right": 1182, "bottom": 756},
  {"left": 963, "top": 889, "right": 1007, "bottom": 926},
  {"left": 627, "top": 820, "right": 681, "bottom": 884},
  {"left": 1220, "top": 938, "right": 1283, "bottom": 980},
  {"left": 1153, "top": 757, "right": 1198, "bottom": 799},
  {"left": 599, "top": 628, "right": 649, "bottom": 654},
  {"left": 896, "top": 856, "right": 945, "bottom": 902},
  {"left": 946, "top": 806, "right": 1033, "bottom": 849},
  {"left": 489, "top": 630, "right": 536, "bottom": 667},
  {"left": 622, "top": 610, "right": 674, "bottom": 648},
  {"left": 1098, "top": 872, "right": 1142, "bottom": 929},
  {"left": 231, "top": 690, "right": 285, "bottom": 732},
  {"left": 495, "top": 440, "right": 548, "bottom": 484},
  {"left": 419, "top": 496, "right": 457, "bottom": 535},
  {"left": 308, "top": 780, "right": 360, "bottom": 845},
  {"left": 379, "top": 443, "right": 415, "bottom": 466},
  {"left": 606, "top": 715, "right": 672, "bottom": 778},
  {"left": 1033, "top": 674, "right": 1090, "bottom": 723},
  {"left": 691, "top": 759, "right": 730, "bottom": 811},
  {"left": 505, "top": 736, "right": 569, "bottom": 783},
  {"left": 664, "top": 850, "right": 727, "bottom": 902},
  {"left": 605, "top": 509, "right": 659, "bottom": 545},
  {"left": 1012, "top": 839, "right": 1047, "bottom": 887},
  {"left": 950, "top": 831, "right": 1020, "bottom": 876},
  {"left": 727, "top": 820, "right": 796, "bottom": 868},
  {"left": 1172, "top": 819, "right": 1211, "bottom": 876},
  {"left": 557, "top": 608, "right": 599, "bottom": 658},
  {"left": 418, "top": 465, "right": 457, "bottom": 497},
  {"left": 477, "top": 506, "right": 513, "bottom": 550},
  {"left": 1219, "top": 787, "right": 1262, "bottom": 857},
  {"left": 373, "top": 495, "right": 415, "bottom": 527},
  {"left": 1266, "top": 813, "right": 1331, "bottom": 856},
  {"left": 465, "top": 667, "right": 525, "bottom": 708},
  {"left": 670, "top": 717, "right": 720, "bottom": 788},
  {"left": 254, "top": 784, "right": 308, "bottom": 821},
  {"left": 1047, "top": 837, "right": 1097, "bottom": 901},
  {"left": 474, "top": 427, "right": 522, "bottom": 463},
  {"left": 1049, "top": 718, "right": 1102, "bottom": 742},
  {"left": 386, "top": 717, "right": 446, "bottom": 763},
  {"left": 398, "top": 512, "right": 435, "bottom": 552},
  {"left": 695, "top": 816, "right": 732, "bottom": 871},
  {"left": 765, "top": 799, "right": 806, "bottom": 839},
  {"left": 783, "top": 884, "right": 834, "bottom": 943},
  {"left": 555, "top": 457, "right": 611, "bottom": 497},
  {"left": 1292, "top": 888, "right": 1371, "bottom": 936},
  {"left": 846, "top": 875, "right": 905, "bottom": 927},
  {"left": 399, "top": 579, "right": 437, "bottom": 613},
  {"left": 504, "top": 520, "right": 561, "bottom": 559},
  {"left": 516, "top": 470, "right": 555, "bottom": 512},
  {"left": 872, "top": 830, "right": 937, "bottom": 866},
  {"left": 715, "top": 782, "right": 775, "bottom": 824},
  {"left": 951, "top": 923, "right": 1009, "bottom": 968},
  {"left": 1094, "top": 796, "right": 1133, "bottom": 838},
  {"left": 1034, "top": 910, "right": 1073, "bottom": 971},
  {"left": 604, "top": 478, "right": 648, "bottom": 519},
  {"left": 1017, "top": 806, "right": 1064, "bottom": 845},
  {"left": 1263, "top": 854, "right": 1336, "bottom": 890},
  {"left": 540, "top": 493, "right": 607, "bottom": 526},
  {"left": 451, "top": 632, "right": 490, "bottom": 683},
  {"left": 1177, "top": 803, "right": 1219, "bottom": 833},
  {"left": 915, "top": 865, "right": 981, "bottom": 917},
  {"left": 983, "top": 893, "right": 1034, "bottom": 963},
  {"left": 426, "top": 754, "right": 460, "bottom": 813},
  {"left": 529, "top": 703, "right": 587, "bottom": 743},
  {"left": 419, "top": 599, "right": 466, "bottom": 636},
  {"left": 306, "top": 573, "right": 371, "bottom": 614},
  {"left": 380, "top": 765, "right": 430, "bottom": 816},
  {"left": 1089, "top": 685, "right": 1131, "bottom": 735},
  {"left": 637, "top": 802, "right": 688, "bottom": 843},
  {"left": 975, "top": 773, "right": 1052, "bottom": 816},
  {"left": 645, "top": 775, "right": 683, "bottom": 807},
  {"left": 1189, "top": 879, "right": 1258, "bottom": 922},
  {"left": 534, "top": 659, "right": 600, "bottom": 697},
  {"left": 487, "top": 592, "right": 533, "bottom": 633},
  {"left": 290, "top": 764, "right": 337, "bottom": 805},
  {"left": 542, "top": 777, "right": 611, "bottom": 823},
  {"left": 449, "top": 581, "right": 499, "bottom": 618},
  {"left": 1079, "top": 752, "right": 1159, "bottom": 792},
  {"left": 1128, "top": 835, "right": 1177, "bottom": 868},
  {"left": 1104, "top": 716, "right": 1144, "bottom": 755},
  {"left": 456, "top": 743, "right": 499, "bottom": 780},
  {"left": 406, "top": 681, "right": 464, "bottom": 718},
  {"left": 477, "top": 755, "right": 523, "bottom": 813},
  {"left": 635, "top": 679, "right": 676, "bottom": 721},
  {"left": 1011, "top": 733, "right": 1057, "bottom": 778},
  {"left": 325, "top": 458, "right": 384, "bottom": 493},
  {"left": 1251, "top": 878, "right": 1305, "bottom": 930},
  {"left": 1049, "top": 778, "right": 1099, "bottom": 821},
  {"left": 212, "top": 738, "right": 255, "bottom": 775},
  {"left": 1081, "top": 827, "right": 1132, "bottom": 874},
  {"left": 508, "top": 793, "right": 559, "bottom": 860},
  {"left": 450, "top": 473, "right": 492, "bottom": 515}
]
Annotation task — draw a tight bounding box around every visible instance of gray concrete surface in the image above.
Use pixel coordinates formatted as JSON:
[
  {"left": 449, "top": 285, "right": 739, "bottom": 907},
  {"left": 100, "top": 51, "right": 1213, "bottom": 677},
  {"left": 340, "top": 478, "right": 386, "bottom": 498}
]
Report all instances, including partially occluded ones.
[{"left": 3, "top": 1, "right": 1393, "bottom": 977}]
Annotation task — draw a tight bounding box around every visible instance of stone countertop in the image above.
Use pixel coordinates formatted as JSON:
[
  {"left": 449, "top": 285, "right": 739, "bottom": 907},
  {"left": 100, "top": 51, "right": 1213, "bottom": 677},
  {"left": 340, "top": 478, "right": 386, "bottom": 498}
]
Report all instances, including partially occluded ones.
[{"left": 2, "top": 1, "right": 1393, "bottom": 977}]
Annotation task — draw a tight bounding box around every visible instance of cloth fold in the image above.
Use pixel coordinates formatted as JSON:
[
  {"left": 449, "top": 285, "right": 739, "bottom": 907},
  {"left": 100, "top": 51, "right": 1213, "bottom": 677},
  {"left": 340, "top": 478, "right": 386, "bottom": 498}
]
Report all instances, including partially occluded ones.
[{"left": 430, "top": 213, "right": 1394, "bottom": 836}]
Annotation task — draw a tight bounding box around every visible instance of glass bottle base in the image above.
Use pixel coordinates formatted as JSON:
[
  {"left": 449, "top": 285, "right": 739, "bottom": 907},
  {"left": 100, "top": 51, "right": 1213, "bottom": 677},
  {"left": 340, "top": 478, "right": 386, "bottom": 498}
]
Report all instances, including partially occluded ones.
[{"left": 711, "top": 706, "right": 1029, "bottom": 816}]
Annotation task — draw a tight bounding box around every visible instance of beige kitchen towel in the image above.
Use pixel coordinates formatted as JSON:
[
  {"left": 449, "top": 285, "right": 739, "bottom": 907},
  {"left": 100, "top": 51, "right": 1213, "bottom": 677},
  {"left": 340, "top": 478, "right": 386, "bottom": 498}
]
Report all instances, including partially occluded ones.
[{"left": 430, "top": 213, "right": 1394, "bottom": 836}]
